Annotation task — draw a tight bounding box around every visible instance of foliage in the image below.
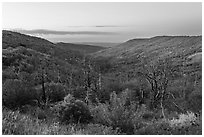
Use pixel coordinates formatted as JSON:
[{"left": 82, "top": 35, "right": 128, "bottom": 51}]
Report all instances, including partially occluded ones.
[
  {"left": 91, "top": 56, "right": 112, "bottom": 73},
  {"left": 186, "top": 91, "right": 202, "bottom": 113},
  {"left": 2, "top": 67, "right": 18, "bottom": 82},
  {"left": 91, "top": 91, "right": 150, "bottom": 134},
  {"left": 168, "top": 111, "right": 197, "bottom": 128},
  {"left": 95, "top": 88, "right": 111, "bottom": 103},
  {"left": 19, "top": 105, "right": 49, "bottom": 120},
  {"left": 3, "top": 79, "right": 38, "bottom": 109},
  {"left": 69, "top": 123, "right": 120, "bottom": 135},
  {"left": 2, "top": 108, "right": 119, "bottom": 135},
  {"left": 135, "top": 111, "right": 202, "bottom": 135},
  {"left": 90, "top": 102, "right": 112, "bottom": 126},
  {"left": 104, "top": 81, "right": 124, "bottom": 94},
  {"left": 2, "top": 31, "right": 202, "bottom": 135},
  {"left": 46, "top": 82, "right": 68, "bottom": 103},
  {"left": 72, "top": 87, "right": 87, "bottom": 100},
  {"left": 52, "top": 94, "right": 93, "bottom": 124}
]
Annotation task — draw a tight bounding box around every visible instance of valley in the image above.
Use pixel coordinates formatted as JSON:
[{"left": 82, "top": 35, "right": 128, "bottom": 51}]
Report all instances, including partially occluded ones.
[{"left": 2, "top": 30, "right": 202, "bottom": 135}]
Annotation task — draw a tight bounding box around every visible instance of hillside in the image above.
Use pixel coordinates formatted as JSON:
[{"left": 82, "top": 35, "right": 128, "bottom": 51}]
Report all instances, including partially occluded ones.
[
  {"left": 3, "top": 30, "right": 104, "bottom": 65},
  {"left": 93, "top": 36, "right": 202, "bottom": 76},
  {"left": 75, "top": 42, "right": 120, "bottom": 48},
  {"left": 94, "top": 36, "right": 201, "bottom": 61},
  {"left": 2, "top": 30, "right": 57, "bottom": 56},
  {"left": 2, "top": 30, "right": 94, "bottom": 89},
  {"left": 2, "top": 31, "right": 202, "bottom": 135},
  {"left": 56, "top": 42, "right": 105, "bottom": 54}
]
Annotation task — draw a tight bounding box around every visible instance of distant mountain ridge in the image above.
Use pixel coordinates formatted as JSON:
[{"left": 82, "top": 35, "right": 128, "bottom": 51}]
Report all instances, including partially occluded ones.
[
  {"left": 74, "top": 42, "right": 121, "bottom": 48},
  {"left": 2, "top": 30, "right": 56, "bottom": 55},
  {"left": 3, "top": 30, "right": 105, "bottom": 57},
  {"left": 92, "top": 35, "right": 202, "bottom": 79},
  {"left": 94, "top": 36, "right": 202, "bottom": 61},
  {"left": 56, "top": 42, "right": 105, "bottom": 54}
]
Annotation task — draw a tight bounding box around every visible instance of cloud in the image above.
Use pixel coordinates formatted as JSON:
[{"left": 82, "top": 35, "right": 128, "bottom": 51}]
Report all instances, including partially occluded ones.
[
  {"left": 15, "top": 29, "right": 117, "bottom": 35},
  {"left": 66, "top": 25, "right": 123, "bottom": 28},
  {"left": 94, "top": 25, "right": 122, "bottom": 28}
]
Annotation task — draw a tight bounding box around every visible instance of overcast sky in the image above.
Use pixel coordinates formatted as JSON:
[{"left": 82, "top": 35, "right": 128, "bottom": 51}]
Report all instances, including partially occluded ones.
[{"left": 2, "top": 2, "right": 202, "bottom": 43}]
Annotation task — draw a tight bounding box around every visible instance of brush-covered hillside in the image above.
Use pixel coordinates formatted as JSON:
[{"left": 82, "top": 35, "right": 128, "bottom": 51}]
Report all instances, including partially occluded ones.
[
  {"left": 75, "top": 42, "right": 120, "bottom": 48},
  {"left": 92, "top": 36, "right": 202, "bottom": 113},
  {"left": 95, "top": 36, "right": 201, "bottom": 59},
  {"left": 56, "top": 42, "right": 105, "bottom": 54},
  {"left": 93, "top": 36, "right": 201, "bottom": 80},
  {"left": 2, "top": 30, "right": 105, "bottom": 104},
  {"left": 2, "top": 31, "right": 202, "bottom": 135},
  {"left": 3, "top": 30, "right": 82, "bottom": 63},
  {"left": 3, "top": 30, "right": 105, "bottom": 64}
]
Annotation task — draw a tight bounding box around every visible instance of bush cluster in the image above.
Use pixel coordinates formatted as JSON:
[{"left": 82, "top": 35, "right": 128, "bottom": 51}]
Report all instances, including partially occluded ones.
[
  {"left": 3, "top": 79, "right": 38, "bottom": 109},
  {"left": 186, "top": 92, "right": 202, "bottom": 113},
  {"left": 52, "top": 94, "right": 93, "bottom": 124},
  {"left": 46, "top": 82, "right": 68, "bottom": 103},
  {"left": 168, "top": 111, "right": 197, "bottom": 128},
  {"left": 2, "top": 108, "right": 119, "bottom": 135},
  {"left": 135, "top": 111, "right": 202, "bottom": 135},
  {"left": 90, "top": 90, "right": 150, "bottom": 134}
]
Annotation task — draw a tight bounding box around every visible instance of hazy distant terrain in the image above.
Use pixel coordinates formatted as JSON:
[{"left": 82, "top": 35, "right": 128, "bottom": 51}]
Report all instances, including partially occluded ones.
[
  {"left": 2, "top": 1, "right": 202, "bottom": 135},
  {"left": 56, "top": 42, "right": 105, "bottom": 54},
  {"left": 94, "top": 36, "right": 201, "bottom": 60},
  {"left": 92, "top": 36, "right": 202, "bottom": 90},
  {"left": 2, "top": 30, "right": 202, "bottom": 135},
  {"left": 75, "top": 42, "right": 121, "bottom": 48}
]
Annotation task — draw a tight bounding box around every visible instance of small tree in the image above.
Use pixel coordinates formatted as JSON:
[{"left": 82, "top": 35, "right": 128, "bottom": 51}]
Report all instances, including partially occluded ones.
[
  {"left": 3, "top": 79, "right": 38, "bottom": 109},
  {"left": 54, "top": 94, "right": 93, "bottom": 124},
  {"left": 35, "top": 57, "right": 54, "bottom": 105},
  {"left": 80, "top": 56, "right": 100, "bottom": 103},
  {"left": 137, "top": 57, "right": 180, "bottom": 118}
]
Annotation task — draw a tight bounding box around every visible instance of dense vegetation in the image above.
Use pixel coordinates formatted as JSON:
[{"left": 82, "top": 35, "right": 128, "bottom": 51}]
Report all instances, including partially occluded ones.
[
  {"left": 2, "top": 30, "right": 202, "bottom": 135},
  {"left": 56, "top": 42, "right": 105, "bottom": 54}
]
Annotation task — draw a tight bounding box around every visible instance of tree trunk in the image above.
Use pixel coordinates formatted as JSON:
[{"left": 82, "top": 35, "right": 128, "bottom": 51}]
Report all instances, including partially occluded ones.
[
  {"left": 160, "top": 90, "right": 166, "bottom": 119},
  {"left": 98, "top": 73, "right": 102, "bottom": 90},
  {"left": 41, "top": 71, "right": 46, "bottom": 104}
]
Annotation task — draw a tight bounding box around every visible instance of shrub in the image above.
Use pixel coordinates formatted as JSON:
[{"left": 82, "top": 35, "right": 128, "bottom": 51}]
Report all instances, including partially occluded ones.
[
  {"left": 135, "top": 112, "right": 202, "bottom": 135},
  {"left": 92, "top": 57, "right": 112, "bottom": 73},
  {"left": 53, "top": 94, "right": 93, "bottom": 124},
  {"left": 64, "top": 94, "right": 75, "bottom": 103},
  {"left": 19, "top": 105, "right": 55, "bottom": 121},
  {"left": 1, "top": 108, "right": 119, "bottom": 135},
  {"left": 73, "top": 123, "right": 120, "bottom": 135},
  {"left": 90, "top": 102, "right": 112, "bottom": 126},
  {"left": 142, "top": 112, "right": 155, "bottom": 120},
  {"left": 103, "top": 81, "right": 124, "bottom": 94},
  {"left": 186, "top": 92, "right": 202, "bottom": 113},
  {"left": 2, "top": 68, "right": 18, "bottom": 82},
  {"left": 168, "top": 111, "right": 197, "bottom": 128},
  {"left": 34, "top": 107, "right": 48, "bottom": 120},
  {"left": 3, "top": 79, "right": 38, "bottom": 109},
  {"left": 134, "top": 120, "right": 171, "bottom": 135},
  {"left": 96, "top": 79, "right": 149, "bottom": 103},
  {"left": 91, "top": 91, "right": 147, "bottom": 134},
  {"left": 46, "top": 82, "right": 68, "bottom": 103},
  {"left": 96, "top": 88, "right": 111, "bottom": 103},
  {"left": 72, "top": 87, "right": 87, "bottom": 101},
  {"left": 2, "top": 108, "right": 47, "bottom": 135}
]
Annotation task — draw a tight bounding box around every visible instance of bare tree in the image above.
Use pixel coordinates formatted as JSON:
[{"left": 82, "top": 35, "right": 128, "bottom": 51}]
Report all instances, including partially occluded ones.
[
  {"left": 137, "top": 57, "right": 180, "bottom": 118},
  {"left": 36, "top": 57, "right": 54, "bottom": 105}
]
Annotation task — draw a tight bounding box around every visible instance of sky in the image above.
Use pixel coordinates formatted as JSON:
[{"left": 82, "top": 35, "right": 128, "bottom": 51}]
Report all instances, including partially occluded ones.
[{"left": 2, "top": 2, "right": 202, "bottom": 43}]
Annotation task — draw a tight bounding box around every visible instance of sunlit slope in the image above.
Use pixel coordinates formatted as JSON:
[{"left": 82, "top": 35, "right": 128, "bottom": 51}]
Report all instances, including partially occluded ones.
[{"left": 94, "top": 36, "right": 201, "bottom": 62}]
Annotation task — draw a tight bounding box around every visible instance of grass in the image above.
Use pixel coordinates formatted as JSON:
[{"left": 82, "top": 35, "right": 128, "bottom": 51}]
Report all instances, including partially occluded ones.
[
  {"left": 3, "top": 106, "right": 201, "bottom": 135},
  {"left": 2, "top": 108, "right": 120, "bottom": 135},
  {"left": 2, "top": 31, "right": 202, "bottom": 135},
  {"left": 2, "top": 90, "right": 202, "bottom": 135},
  {"left": 135, "top": 113, "right": 202, "bottom": 135}
]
